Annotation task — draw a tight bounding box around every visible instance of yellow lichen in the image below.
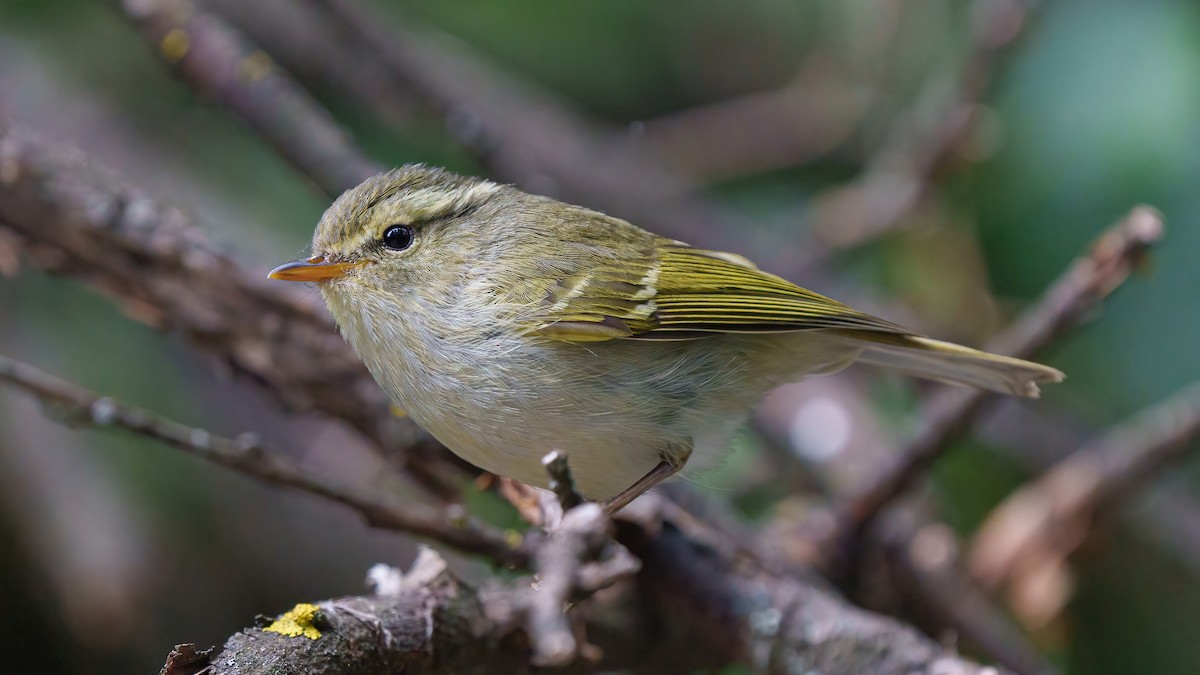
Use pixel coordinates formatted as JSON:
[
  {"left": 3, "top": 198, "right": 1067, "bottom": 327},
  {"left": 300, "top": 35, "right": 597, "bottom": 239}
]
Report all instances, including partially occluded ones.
[
  {"left": 504, "top": 528, "right": 523, "bottom": 549},
  {"left": 264, "top": 603, "right": 322, "bottom": 640},
  {"left": 159, "top": 28, "right": 190, "bottom": 62},
  {"left": 237, "top": 50, "right": 273, "bottom": 83}
]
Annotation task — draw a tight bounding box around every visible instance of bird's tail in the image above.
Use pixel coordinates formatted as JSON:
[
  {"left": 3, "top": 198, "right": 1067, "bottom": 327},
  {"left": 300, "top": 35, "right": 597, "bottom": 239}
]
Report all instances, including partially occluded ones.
[{"left": 844, "top": 332, "right": 1064, "bottom": 398}]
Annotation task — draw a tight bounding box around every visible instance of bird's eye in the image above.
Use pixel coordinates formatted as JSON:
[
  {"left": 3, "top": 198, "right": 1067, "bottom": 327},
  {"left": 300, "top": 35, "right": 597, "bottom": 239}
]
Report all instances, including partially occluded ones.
[{"left": 381, "top": 225, "right": 414, "bottom": 251}]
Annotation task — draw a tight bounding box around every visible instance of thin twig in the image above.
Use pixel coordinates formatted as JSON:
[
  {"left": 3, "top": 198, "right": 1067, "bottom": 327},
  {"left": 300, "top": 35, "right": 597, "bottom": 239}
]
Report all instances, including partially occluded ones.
[
  {"left": 969, "top": 380, "right": 1200, "bottom": 627},
  {"left": 840, "top": 206, "right": 1164, "bottom": 532},
  {"left": 0, "top": 352, "right": 523, "bottom": 565}
]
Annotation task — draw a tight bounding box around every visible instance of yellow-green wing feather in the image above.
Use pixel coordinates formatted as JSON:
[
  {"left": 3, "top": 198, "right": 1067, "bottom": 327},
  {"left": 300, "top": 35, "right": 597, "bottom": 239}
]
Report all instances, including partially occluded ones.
[
  {"left": 529, "top": 242, "right": 908, "bottom": 341},
  {"left": 521, "top": 228, "right": 1063, "bottom": 398}
]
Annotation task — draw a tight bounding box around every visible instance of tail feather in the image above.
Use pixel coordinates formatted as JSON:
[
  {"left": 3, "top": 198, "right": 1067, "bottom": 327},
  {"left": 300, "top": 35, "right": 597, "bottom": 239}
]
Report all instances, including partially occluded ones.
[{"left": 848, "top": 333, "right": 1064, "bottom": 398}]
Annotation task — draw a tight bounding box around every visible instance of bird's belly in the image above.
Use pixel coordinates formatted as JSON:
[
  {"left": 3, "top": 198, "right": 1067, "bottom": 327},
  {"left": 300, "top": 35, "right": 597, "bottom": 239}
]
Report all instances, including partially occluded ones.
[
  {"left": 425, "top": 415, "right": 666, "bottom": 500},
  {"left": 398, "top": 366, "right": 673, "bottom": 499},
  {"left": 382, "top": 332, "right": 856, "bottom": 500}
]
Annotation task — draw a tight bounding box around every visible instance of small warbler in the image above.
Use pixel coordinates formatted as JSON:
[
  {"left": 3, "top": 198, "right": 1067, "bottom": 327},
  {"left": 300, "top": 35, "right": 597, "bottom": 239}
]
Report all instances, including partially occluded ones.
[{"left": 270, "top": 166, "right": 1063, "bottom": 512}]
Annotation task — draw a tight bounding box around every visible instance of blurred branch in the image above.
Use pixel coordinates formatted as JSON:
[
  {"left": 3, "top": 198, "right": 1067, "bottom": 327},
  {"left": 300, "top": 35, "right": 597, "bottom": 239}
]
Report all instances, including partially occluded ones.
[
  {"left": 0, "top": 353, "right": 522, "bottom": 564},
  {"left": 110, "top": 0, "right": 378, "bottom": 195},
  {"left": 1126, "top": 487, "right": 1200, "bottom": 575},
  {"left": 112, "top": 0, "right": 827, "bottom": 279},
  {"left": 807, "top": 0, "right": 1033, "bottom": 249},
  {"left": 970, "top": 380, "right": 1200, "bottom": 628},
  {"left": 617, "top": 496, "right": 1008, "bottom": 675},
  {"left": 222, "top": 0, "right": 804, "bottom": 276},
  {"left": 0, "top": 121, "right": 461, "bottom": 496},
  {"left": 791, "top": 206, "right": 1161, "bottom": 672},
  {"left": 116, "top": 0, "right": 783, "bottom": 272},
  {"left": 876, "top": 511, "right": 1061, "bottom": 675},
  {"left": 840, "top": 205, "right": 1164, "bottom": 533},
  {"left": 626, "top": 56, "right": 872, "bottom": 182},
  {"left": 980, "top": 402, "right": 1200, "bottom": 577}
]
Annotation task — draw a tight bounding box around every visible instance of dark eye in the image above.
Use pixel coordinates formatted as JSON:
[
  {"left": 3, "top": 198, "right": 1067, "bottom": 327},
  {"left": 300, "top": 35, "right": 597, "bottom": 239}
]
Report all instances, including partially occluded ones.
[{"left": 381, "top": 225, "right": 414, "bottom": 251}]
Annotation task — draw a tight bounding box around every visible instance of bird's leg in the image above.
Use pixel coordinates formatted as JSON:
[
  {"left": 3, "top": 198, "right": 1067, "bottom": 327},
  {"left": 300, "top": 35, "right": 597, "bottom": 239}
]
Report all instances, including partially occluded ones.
[
  {"left": 602, "top": 461, "right": 676, "bottom": 514},
  {"left": 603, "top": 443, "right": 692, "bottom": 515}
]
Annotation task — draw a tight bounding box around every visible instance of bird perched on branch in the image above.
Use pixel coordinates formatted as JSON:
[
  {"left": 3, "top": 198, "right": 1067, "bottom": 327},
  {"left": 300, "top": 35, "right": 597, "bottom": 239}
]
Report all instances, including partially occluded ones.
[{"left": 270, "top": 165, "right": 1063, "bottom": 512}]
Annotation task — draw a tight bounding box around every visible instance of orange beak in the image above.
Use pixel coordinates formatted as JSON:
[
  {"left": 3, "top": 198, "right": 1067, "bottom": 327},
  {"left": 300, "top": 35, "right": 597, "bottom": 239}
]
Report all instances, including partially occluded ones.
[{"left": 267, "top": 256, "right": 363, "bottom": 282}]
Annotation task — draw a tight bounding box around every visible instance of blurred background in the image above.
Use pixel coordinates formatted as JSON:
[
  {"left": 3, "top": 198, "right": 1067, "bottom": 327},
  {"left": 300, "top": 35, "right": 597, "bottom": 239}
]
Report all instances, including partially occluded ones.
[{"left": 1, "top": 0, "right": 1198, "bottom": 673}]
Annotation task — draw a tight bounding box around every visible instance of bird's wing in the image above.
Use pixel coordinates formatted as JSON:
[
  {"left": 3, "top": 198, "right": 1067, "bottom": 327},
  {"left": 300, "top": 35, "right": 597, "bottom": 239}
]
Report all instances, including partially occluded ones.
[{"left": 527, "top": 242, "right": 909, "bottom": 342}]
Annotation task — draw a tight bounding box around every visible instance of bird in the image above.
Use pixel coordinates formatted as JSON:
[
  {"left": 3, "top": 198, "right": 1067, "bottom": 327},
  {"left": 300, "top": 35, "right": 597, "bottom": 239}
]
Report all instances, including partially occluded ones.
[{"left": 269, "top": 165, "right": 1063, "bottom": 513}]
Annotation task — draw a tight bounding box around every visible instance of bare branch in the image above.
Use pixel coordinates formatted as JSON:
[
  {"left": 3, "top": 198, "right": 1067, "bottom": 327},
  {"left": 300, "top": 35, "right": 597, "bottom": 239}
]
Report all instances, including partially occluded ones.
[
  {"left": 970, "top": 380, "right": 1200, "bottom": 627},
  {"left": 112, "top": 0, "right": 785, "bottom": 274},
  {"left": 807, "top": 0, "right": 1034, "bottom": 249},
  {"left": 874, "top": 508, "right": 1063, "bottom": 675},
  {"left": 619, "top": 496, "right": 1008, "bottom": 674},
  {"left": 841, "top": 206, "right": 1164, "bottom": 531},
  {"left": 233, "top": 0, "right": 803, "bottom": 277},
  {"left": 804, "top": 206, "right": 1161, "bottom": 671},
  {"left": 109, "top": 0, "right": 378, "bottom": 195},
  {"left": 0, "top": 353, "right": 523, "bottom": 564},
  {"left": 184, "top": 549, "right": 541, "bottom": 675},
  {"left": 0, "top": 120, "right": 461, "bottom": 497},
  {"left": 979, "top": 392, "right": 1200, "bottom": 577},
  {"left": 163, "top": 501, "right": 1003, "bottom": 674},
  {"left": 626, "top": 57, "right": 871, "bottom": 182}
]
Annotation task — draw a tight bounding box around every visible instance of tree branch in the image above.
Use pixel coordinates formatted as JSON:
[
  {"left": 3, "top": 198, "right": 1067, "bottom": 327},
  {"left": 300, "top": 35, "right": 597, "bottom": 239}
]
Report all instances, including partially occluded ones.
[
  {"left": 110, "top": 0, "right": 378, "bottom": 195},
  {"left": 978, "top": 391, "right": 1200, "bottom": 577},
  {"left": 969, "top": 380, "right": 1200, "bottom": 628},
  {"left": 807, "top": 0, "right": 1034, "bottom": 249},
  {"left": 840, "top": 206, "right": 1164, "bottom": 532},
  {"left": 625, "top": 56, "right": 870, "bottom": 183},
  {"left": 218, "top": 0, "right": 802, "bottom": 277},
  {"left": 0, "top": 353, "right": 522, "bottom": 564},
  {"left": 780, "top": 206, "right": 1162, "bottom": 672},
  {"left": 872, "top": 505, "right": 1062, "bottom": 675},
  {"left": 0, "top": 120, "right": 461, "bottom": 497},
  {"left": 617, "top": 497, "right": 1008, "bottom": 674},
  {"left": 160, "top": 501, "right": 1003, "bottom": 675},
  {"left": 521, "top": 504, "right": 636, "bottom": 666}
]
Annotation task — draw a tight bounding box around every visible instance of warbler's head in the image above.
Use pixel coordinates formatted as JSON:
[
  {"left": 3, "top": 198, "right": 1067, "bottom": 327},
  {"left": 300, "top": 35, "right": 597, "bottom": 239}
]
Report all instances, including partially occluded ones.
[{"left": 268, "top": 165, "right": 507, "bottom": 292}]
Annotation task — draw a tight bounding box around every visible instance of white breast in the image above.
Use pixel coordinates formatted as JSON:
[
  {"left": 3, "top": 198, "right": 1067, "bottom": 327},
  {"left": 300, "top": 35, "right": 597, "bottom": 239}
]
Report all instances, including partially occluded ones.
[{"left": 322, "top": 281, "right": 857, "bottom": 499}]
